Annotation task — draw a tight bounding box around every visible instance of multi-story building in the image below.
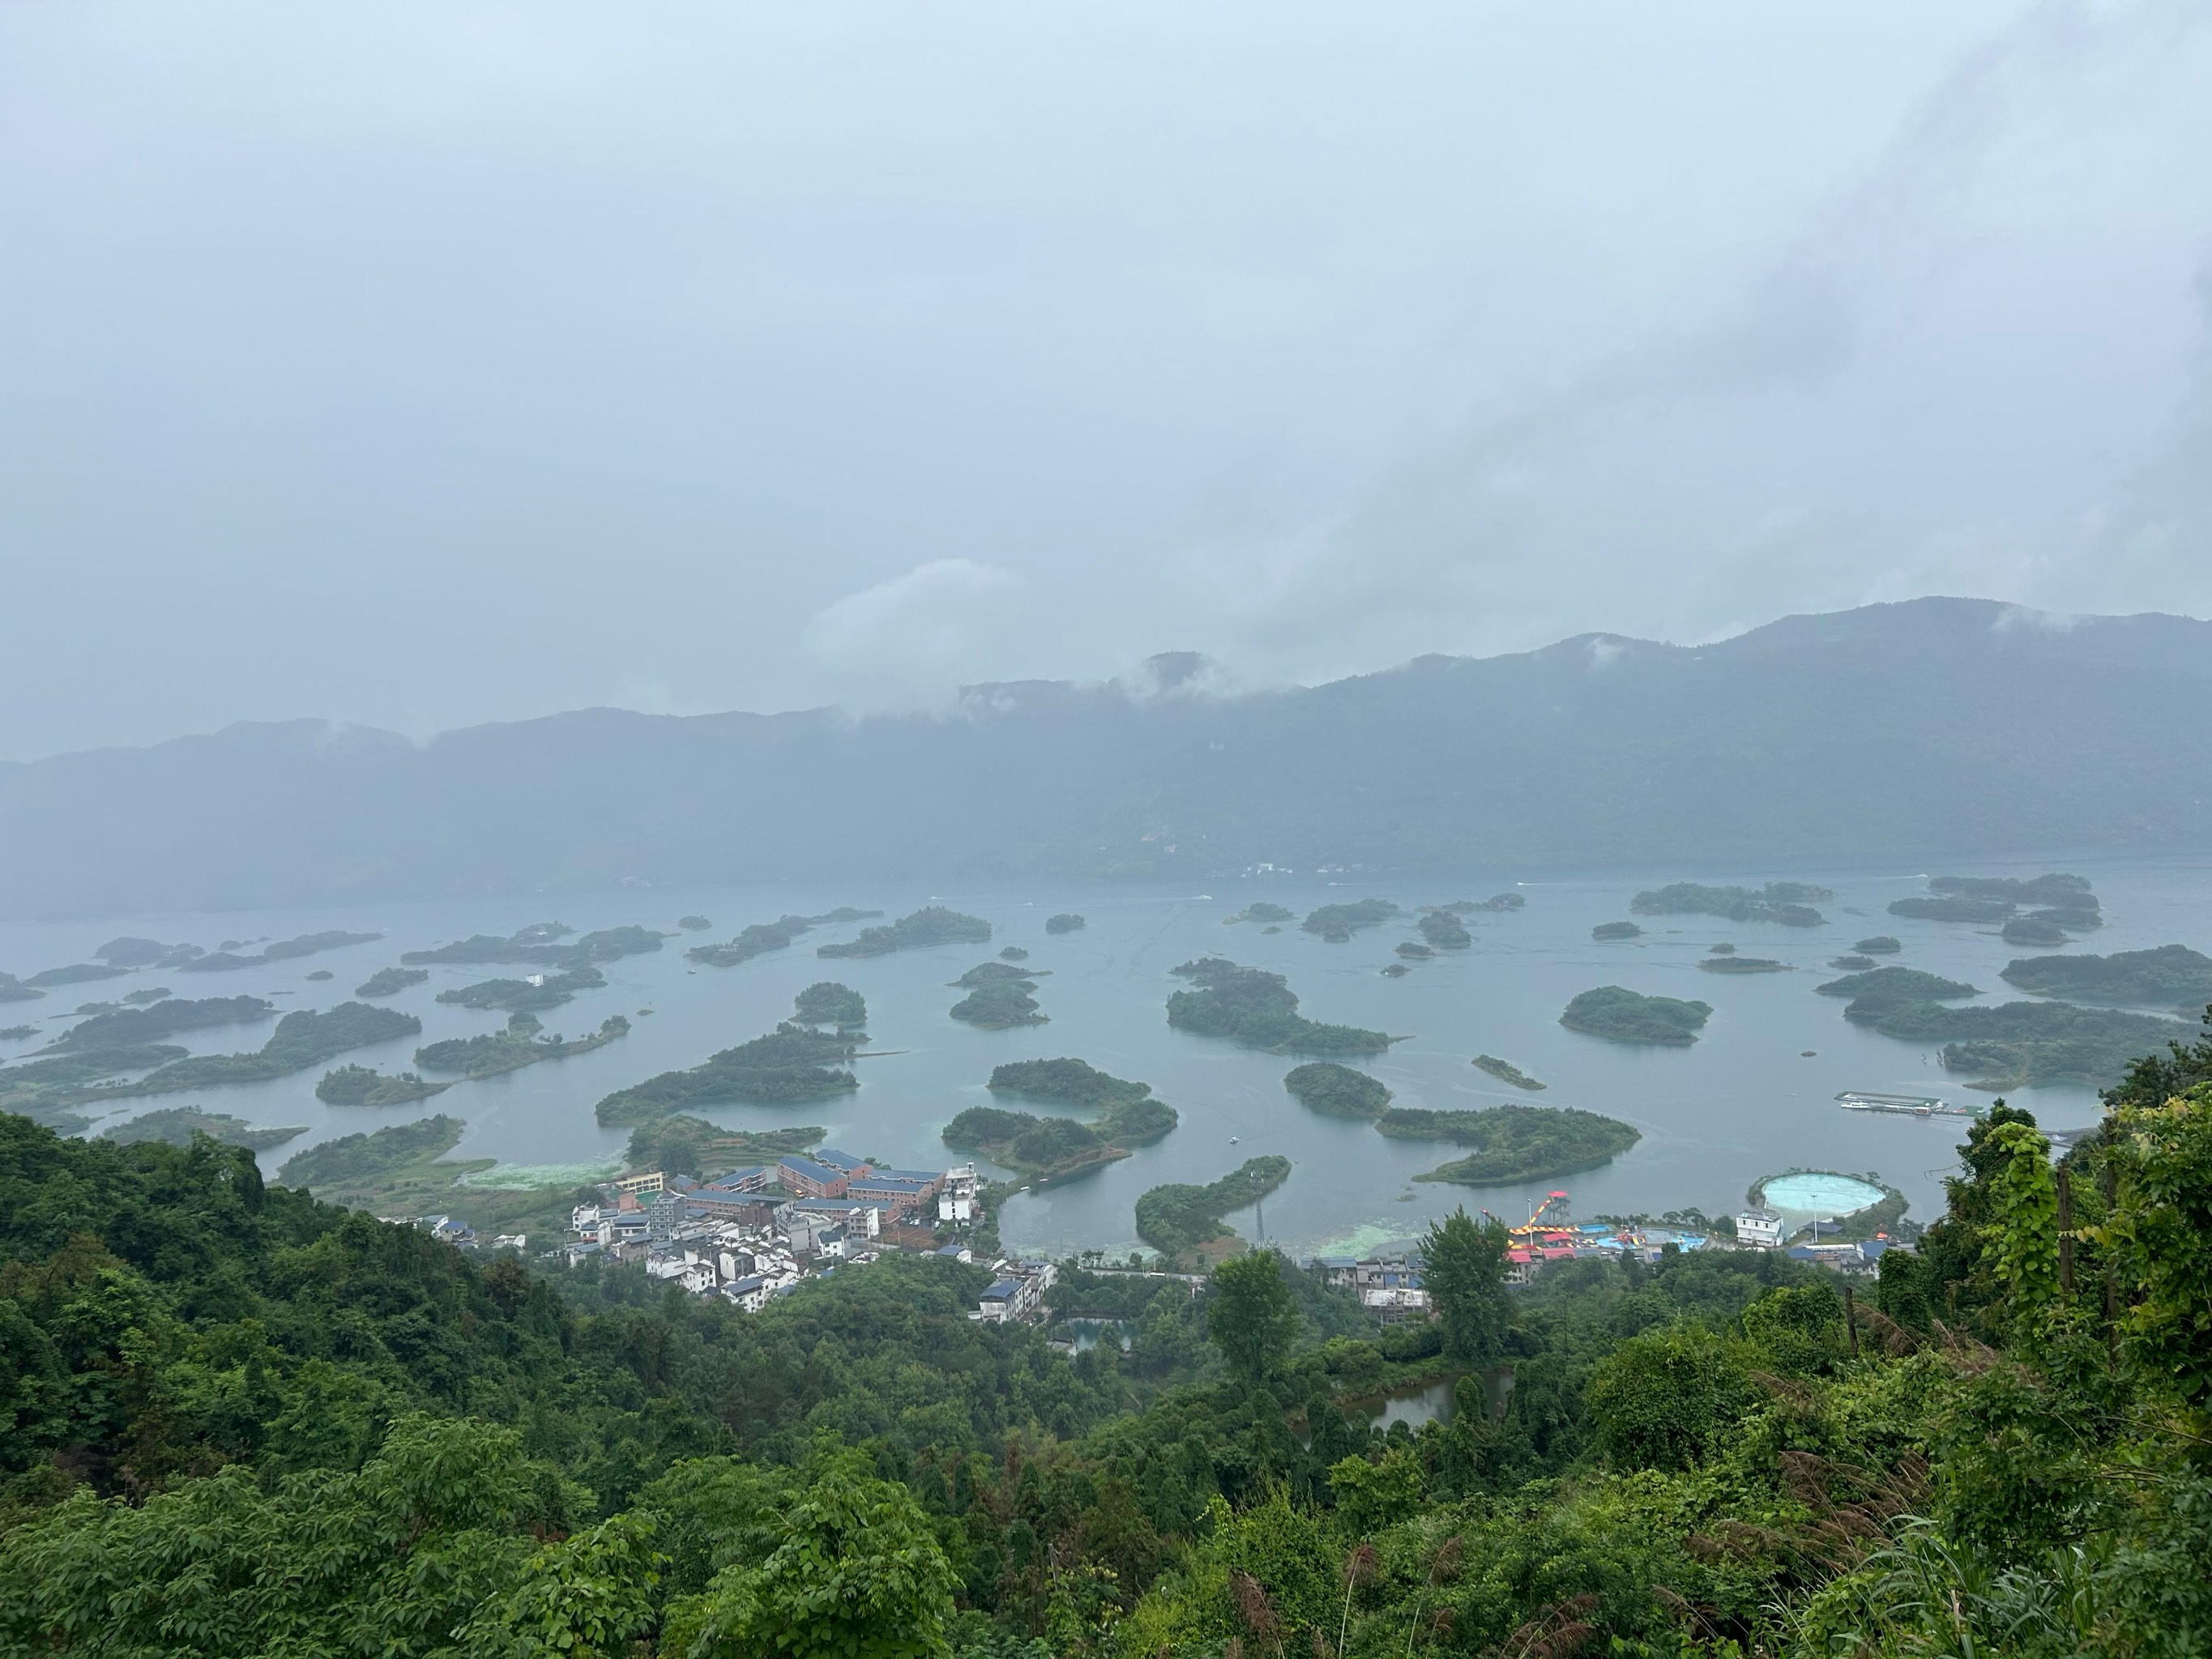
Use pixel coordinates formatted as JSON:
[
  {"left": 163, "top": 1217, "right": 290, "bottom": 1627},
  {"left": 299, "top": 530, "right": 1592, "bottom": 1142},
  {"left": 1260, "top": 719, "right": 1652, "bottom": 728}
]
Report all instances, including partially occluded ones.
[{"left": 776, "top": 1157, "right": 849, "bottom": 1200}]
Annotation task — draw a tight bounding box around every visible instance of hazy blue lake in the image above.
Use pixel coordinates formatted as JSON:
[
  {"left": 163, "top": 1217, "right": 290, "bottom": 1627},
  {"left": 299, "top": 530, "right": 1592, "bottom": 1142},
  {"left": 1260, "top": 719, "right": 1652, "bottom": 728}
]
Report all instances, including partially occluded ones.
[{"left": 7, "top": 856, "right": 2206, "bottom": 1260}]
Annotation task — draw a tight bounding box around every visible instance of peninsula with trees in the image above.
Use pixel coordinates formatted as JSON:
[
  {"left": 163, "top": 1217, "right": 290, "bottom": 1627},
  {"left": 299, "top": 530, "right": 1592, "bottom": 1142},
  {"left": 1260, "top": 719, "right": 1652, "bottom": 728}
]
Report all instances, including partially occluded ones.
[
  {"left": 1167, "top": 957, "right": 1394, "bottom": 1055},
  {"left": 594, "top": 1023, "right": 863, "bottom": 1126},
  {"left": 1134, "top": 1155, "right": 1291, "bottom": 1265},
  {"left": 99, "top": 1106, "right": 308, "bottom": 1150},
  {"left": 177, "top": 930, "right": 383, "bottom": 972},
  {"left": 415, "top": 1013, "right": 631, "bottom": 1080},
  {"left": 356, "top": 966, "right": 429, "bottom": 997}
]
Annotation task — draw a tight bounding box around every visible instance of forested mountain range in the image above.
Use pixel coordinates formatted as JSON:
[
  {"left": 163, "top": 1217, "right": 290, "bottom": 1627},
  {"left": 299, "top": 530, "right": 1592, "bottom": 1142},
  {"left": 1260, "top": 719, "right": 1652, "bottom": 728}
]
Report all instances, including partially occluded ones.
[{"left": 7, "top": 597, "right": 2212, "bottom": 919}]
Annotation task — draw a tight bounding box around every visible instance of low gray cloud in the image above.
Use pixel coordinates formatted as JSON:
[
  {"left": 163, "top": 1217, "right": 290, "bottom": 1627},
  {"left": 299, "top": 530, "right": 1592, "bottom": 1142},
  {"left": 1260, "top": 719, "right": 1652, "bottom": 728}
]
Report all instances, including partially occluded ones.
[{"left": 0, "top": 1, "right": 2206, "bottom": 753}]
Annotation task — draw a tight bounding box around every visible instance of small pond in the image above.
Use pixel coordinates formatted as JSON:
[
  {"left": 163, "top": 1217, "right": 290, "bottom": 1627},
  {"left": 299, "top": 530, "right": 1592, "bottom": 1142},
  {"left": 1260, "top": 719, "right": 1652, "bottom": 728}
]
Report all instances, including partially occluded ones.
[
  {"left": 1758, "top": 1171, "right": 1887, "bottom": 1219},
  {"left": 1360, "top": 1368, "right": 1516, "bottom": 1433},
  {"left": 1060, "top": 1317, "right": 1134, "bottom": 1353}
]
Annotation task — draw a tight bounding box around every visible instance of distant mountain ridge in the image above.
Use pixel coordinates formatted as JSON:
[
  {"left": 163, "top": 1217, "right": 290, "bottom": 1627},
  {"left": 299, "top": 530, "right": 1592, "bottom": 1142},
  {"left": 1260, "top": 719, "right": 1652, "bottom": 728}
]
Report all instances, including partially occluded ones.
[{"left": 6, "top": 598, "right": 2212, "bottom": 919}]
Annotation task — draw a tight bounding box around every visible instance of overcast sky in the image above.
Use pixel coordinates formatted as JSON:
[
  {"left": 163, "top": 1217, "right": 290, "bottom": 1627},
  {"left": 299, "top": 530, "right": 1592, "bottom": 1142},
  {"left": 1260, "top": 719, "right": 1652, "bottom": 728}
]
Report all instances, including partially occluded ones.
[{"left": 3, "top": 2, "right": 2210, "bottom": 758}]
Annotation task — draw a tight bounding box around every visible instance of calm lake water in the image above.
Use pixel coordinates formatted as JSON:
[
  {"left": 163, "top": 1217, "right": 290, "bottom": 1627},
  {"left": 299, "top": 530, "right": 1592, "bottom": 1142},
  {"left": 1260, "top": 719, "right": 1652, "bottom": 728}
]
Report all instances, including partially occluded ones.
[{"left": 7, "top": 855, "right": 2208, "bottom": 1259}]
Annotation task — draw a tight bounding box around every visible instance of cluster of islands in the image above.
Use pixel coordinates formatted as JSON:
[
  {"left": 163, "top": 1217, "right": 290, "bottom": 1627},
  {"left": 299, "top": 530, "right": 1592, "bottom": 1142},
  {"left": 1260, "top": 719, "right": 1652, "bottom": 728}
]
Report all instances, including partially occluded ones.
[{"left": 4, "top": 871, "right": 2208, "bottom": 1261}]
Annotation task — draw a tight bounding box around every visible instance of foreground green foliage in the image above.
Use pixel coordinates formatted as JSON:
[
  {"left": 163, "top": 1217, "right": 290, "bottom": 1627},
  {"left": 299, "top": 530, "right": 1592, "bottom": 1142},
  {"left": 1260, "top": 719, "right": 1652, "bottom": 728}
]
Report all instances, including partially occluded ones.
[{"left": 6, "top": 1027, "right": 2212, "bottom": 1657}]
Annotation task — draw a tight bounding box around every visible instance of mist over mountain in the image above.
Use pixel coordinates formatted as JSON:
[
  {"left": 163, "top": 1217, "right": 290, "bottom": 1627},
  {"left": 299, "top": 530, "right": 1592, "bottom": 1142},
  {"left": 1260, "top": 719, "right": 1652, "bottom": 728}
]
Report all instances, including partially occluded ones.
[{"left": 6, "top": 597, "right": 2210, "bottom": 920}]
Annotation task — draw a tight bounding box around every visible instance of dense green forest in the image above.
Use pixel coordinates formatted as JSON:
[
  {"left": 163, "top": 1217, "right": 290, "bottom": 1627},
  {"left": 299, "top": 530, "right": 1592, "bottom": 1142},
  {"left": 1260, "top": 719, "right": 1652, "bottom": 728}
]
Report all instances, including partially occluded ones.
[
  {"left": 1283, "top": 1061, "right": 1392, "bottom": 1119},
  {"left": 177, "top": 929, "right": 383, "bottom": 972},
  {"left": 1044, "top": 913, "right": 1087, "bottom": 934},
  {"left": 1376, "top": 1104, "right": 1643, "bottom": 1185},
  {"left": 1166, "top": 958, "right": 1394, "bottom": 1056},
  {"left": 951, "top": 977, "right": 1048, "bottom": 1030},
  {"left": 42, "top": 994, "right": 273, "bottom": 1051},
  {"left": 1559, "top": 986, "right": 1711, "bottom": 1045},
  {"left": 36, "top": 1002, "right": 423, "bottom": 1109},
  {"left": 5, "top": 994, "right": 2212, "bottom": 1655},
  {"left": 437, "top": 966, "right": 608, "bottom": 1013},
  {"left": 952, "top": 1060, "right": 1180, "bottom": 1179}
]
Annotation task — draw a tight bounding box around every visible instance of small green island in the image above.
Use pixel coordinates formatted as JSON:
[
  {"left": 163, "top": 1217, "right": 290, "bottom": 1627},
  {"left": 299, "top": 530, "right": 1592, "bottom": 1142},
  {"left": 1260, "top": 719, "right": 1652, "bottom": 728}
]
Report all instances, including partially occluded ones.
[
  {"left": 356, "top": 967, "right": 429, "bottom": 998},
  {"left": 1591, "top": 922, "right": 1642, "bottom": 940},
  {"left": 1697, "top": 956, "right": 1790, "bottom": 974},
  {"left": 792, "top": 982, "right": 868, "bottom": 1030},
  {"left": 993, "top": 1058, "right": 1175, "bottom": 1141},
  {"left": 416, "top": 1013, "right": 631, "bottom": 1080},
  {"left": 1829, "top": 956, "right": 1878, "bottom": 972},
  {"left": 178, "top": 930, "right": 384, "bottom": 973},
  {"left": 677, "top": 915, "right": 712, "bottom": 931},
  {"left": 1855, "top": 936, "right": 1902, "bottom": 954},
  {"left": 1417, "top": 911, "right": 1471, "bottom": 949},
  {"left": 1471, "top": 1054, "right": 1547, "bottom": 1090},
  {"left": 944, "top": 1058, "right": 1176, "bottom": 1184},
  {"left": 1630, "top": 881, "right": 1831, "bottom": 927},
  {"left": 1044, "top": 913, "right": 1087, "bottom": 934},
  {"left": 1379, "top": 963, "right": 1410, "bottom": 978},
  {"left": 1472, "top": 893, "right": 1526, "bottom": 911},
  {"left": 1224, "top": 902, "right": 1296, "bottom": 926},
  {"left": 316, "top": 1063, "right": 451, "bottom": 1106},
  {"left": 1166, "top": 957, "right": 1394, "bottom": 1055},
  {"left": 948, "top": 962, "right": 1048, "bottom": 1029},
  {"left": 1282, "top": 1060, "right": 1391, "bottom": 1119},
  {"left": 595, "top": 1024, "right": 864, "bottom": 1126},
  {"left": 1377, "top": 1103, "right": 1642, "bottom": 1186},
  {"left": 2000, "top": 945, "right": 2212, "bottom": 1013},
  {"left": 999, "top": 946, "right": 1029, "bottom": 961},
  {"left": 92, "top": 936, "right": 178, "bottom": 968},
  {"left": 434, "top": 966, "right": 605, "bottom": 1013},
  {"left": 686, "top": 910, "right": 882, "bottom": 968},
  {"left": 100, "top": 1106, "right": 308, "bottom": 1151},
  {"left": 0, "top": 1026, "right": 38, "bottom": 1042},
  {"left": 1395, "top": 943, "right": 1433, "bottom": 960},
  {"left": 1817, "top": 966, "right": 1979, "bottom": 1007},
  {"left": 1707, "top": 943, "right": 1736, "bottom": 954},
  {"left": 1561, "top": 985, "right": 1711, "bottom": 1045},
  {"left": 819, "top": 906, "right": 991, "bottom": 958},
  {"left": 1301, "top": 898, "right": 1399, "bottom": 942},
  {"left": 1134, "top": 1155, "right": 1291, "bottom": 1265}
]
